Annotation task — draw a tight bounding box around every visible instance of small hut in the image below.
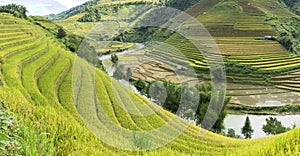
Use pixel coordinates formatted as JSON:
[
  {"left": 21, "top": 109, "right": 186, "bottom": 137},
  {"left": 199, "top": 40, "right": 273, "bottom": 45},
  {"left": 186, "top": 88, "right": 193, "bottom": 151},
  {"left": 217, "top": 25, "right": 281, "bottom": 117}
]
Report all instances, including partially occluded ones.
[
  {"left": 264, "top": 36, "right": 276, "bottom": 40},
  {"left": 177, "top": 65, "right": 185, "bottom": 71}
]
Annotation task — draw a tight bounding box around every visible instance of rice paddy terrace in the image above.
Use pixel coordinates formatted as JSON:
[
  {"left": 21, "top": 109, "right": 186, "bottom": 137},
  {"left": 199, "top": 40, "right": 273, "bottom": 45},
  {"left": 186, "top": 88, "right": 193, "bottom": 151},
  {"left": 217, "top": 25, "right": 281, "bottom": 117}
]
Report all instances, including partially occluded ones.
[
  {"left": 55, "top": 0, "right": 157, "bottom": 37},
  {"left": 127, "top": 0, "right": 300, "bottom": 106},
  {"left": 0, "top": 12, "right": 299, "bottom": 155}
]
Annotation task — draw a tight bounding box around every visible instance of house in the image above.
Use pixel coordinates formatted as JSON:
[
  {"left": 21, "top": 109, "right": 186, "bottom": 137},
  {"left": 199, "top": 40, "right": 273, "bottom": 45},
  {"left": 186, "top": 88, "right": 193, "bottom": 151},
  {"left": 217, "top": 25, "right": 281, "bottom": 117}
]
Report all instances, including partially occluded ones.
[
  {"left": 264, "top": 36, "right": 276, "bottom": 40},
  {"left": 177, "top": 65, "right": 185, "bottom": 71}
]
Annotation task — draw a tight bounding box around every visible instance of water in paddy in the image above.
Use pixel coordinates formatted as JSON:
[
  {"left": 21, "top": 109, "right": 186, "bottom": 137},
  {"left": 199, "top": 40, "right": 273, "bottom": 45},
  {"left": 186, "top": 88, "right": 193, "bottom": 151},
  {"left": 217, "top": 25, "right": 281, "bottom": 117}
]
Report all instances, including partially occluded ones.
[
  {"left": 227, "top": 83, "right": 300, "bottom": 106},
  {"left": 224, "top": 114, "right": 300, "bottom": 138}
]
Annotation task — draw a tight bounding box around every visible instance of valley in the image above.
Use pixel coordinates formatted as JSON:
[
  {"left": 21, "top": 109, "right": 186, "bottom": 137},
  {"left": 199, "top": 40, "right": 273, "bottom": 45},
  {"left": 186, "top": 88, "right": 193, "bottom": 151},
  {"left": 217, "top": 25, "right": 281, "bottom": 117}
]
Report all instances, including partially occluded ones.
[{"left": 0, "top": 0, "right": 300, "bottom": 155}]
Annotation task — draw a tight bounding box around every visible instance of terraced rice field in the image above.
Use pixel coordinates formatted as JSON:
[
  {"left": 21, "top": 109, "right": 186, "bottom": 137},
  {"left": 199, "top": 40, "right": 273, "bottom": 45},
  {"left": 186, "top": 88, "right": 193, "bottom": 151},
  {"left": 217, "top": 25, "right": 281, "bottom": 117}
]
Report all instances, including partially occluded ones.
[
  {"left": 0, "top": 12, "right": 299, "bottom": 155},
  {"left": 57, "top": 2, "right": 154, "bottom": 37},
  {"left": 124, "top": 0, "right": 300, "bottom": 107}
]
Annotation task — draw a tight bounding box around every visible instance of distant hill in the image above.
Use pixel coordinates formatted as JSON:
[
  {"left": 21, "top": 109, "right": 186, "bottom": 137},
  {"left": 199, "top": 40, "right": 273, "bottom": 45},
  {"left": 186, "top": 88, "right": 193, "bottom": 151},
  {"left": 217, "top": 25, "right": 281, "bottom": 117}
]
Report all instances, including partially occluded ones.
[
  {"left": 281, "top": 0, "right": 300, "bottom": 15},
  {"left": 52, "top": 0, "right": 156, "bottom": 20}
]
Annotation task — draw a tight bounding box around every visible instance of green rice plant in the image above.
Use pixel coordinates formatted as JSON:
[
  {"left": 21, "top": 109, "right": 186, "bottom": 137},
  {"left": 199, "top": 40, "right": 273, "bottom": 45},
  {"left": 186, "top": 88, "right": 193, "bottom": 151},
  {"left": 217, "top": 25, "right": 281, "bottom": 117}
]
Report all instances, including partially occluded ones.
[
  {"left": 132, "top": 131, "right": 152, "bottom": 151},
  {"left": 1, "top": 37, "right": 46, "bottom": 99},
  {"left": 37, "top": 51, "right": 70, "bottom": 107},
  {"left": 0, "top": 35, "right": 43, "bottom": 61},
  {"left": 21, "top": 41, "right": 58, "bottom": 106}
]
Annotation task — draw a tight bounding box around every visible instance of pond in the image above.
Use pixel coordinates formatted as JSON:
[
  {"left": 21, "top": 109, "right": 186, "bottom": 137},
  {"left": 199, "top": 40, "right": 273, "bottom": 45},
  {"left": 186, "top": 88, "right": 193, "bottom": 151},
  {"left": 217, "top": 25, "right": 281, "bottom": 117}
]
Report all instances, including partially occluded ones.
[{"left": 224, "top": 114, "right": 300, "bottom": 138}]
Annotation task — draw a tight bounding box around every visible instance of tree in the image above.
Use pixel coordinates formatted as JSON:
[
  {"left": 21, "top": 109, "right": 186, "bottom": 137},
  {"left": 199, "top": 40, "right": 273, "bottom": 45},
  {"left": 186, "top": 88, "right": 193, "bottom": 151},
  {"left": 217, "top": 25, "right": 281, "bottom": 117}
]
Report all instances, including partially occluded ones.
[
  {"left": 57, "top": 27, "right": 66, "bottom": 39},
  {"left": 262, "top": 117, "right": 289, "bottom": 135},
  {"left": 111, "top": 54, "right": 119, "bottom": 64},
  {"left": 241, "top": 116, "right": 254, "bottom": 139},
  {"left": 126, "top": 67, "right": 132, "bottom": 80},
  {"left": 226, "top": 128, "right": 241, "bottom": 138},
  {"left": 148, "top": 81, "right": 167, "bottom": 105},
  {"left": 0, "top": 4, "right": 27, "bottom": 19},
  {"left": 77, "top": 8, "right": 101, "bottom": 22},
  {"left": 227, "top": 128, "right": 236, "bottom": 138},
  {"left": 76, "top": 41, "right": 98, "bottom": 65},
  {"left": 133, "top": 79, "right": 147, "bottom": 94},
  {"left": 162, "top": 81, "right": 180, "bottom": 113},
  {"left": 194, "top": 83, "right": 229, "bottom": 133},
  {"left": 132, "top": 79, "right": 229, "bottom": 133},
  {"left": 113, "top": 66, "right": 125, "bottom": 80},
  {"left": 18, "top": 5, "right": 27, "bottom": 16},
  {"left": 96, "top": 60, "right": 105, "bottom": 72}
]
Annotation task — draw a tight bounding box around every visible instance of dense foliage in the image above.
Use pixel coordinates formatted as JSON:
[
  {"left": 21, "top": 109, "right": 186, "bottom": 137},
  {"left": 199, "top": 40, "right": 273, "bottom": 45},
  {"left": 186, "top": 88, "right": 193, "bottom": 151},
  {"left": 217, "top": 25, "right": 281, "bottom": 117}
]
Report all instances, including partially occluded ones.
[
  {"left": 164, "top": 0, "right": 200, "bottom": 11},
  {"left": 227, "top": 104, "right": 300, "bottom": 115},
  {"left": 262, "top": 117, "right": 291, "bottom": 135},
  {"left": 57, "top": 27, "right": 67, "bottom": 39},
  {"left": 0, "top": 4, "right": 27, "bottom": 19},
  {"left": 276, "top": 17, "right": 300, "bottom": 54},
  {"left": 58, "top": 1, "right": 151, "bottom": 21},
  {"left": 226, "top": 128, "right": 241, "bottom": 138},
  {"left": 62, "top": 34, "right": 83, "bottom": 52},
  {"left": 114, "top": 0, "right": 200, "bottom": 43},
  {"left": 131, "top": 79, "right": 230, "bottom": 132},
  {"left": 280, "top": 0, "right": 300, "bottom": 15},
  {"left": 78, "top": 7, "right": 102, "bottom": 22},
  {"left": 115, "top": 27, "right": 175, "bottom": 43},
  {"left": 225, "top": 61, "right": 258, "bottom": 74}
]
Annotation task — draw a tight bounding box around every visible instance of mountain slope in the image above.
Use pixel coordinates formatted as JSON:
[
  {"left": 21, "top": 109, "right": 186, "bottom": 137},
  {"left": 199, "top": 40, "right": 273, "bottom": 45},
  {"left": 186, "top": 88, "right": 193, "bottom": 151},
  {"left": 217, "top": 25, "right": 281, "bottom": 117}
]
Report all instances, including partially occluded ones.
[
  {"left": 53, "top": 0, "right": 156, "bottom": 20},
  {"left": 0, "top": 11, "right": 299, "bottom": 156},
  {"left": 122, "top": 0, "right": 300, "bottom": 107}
]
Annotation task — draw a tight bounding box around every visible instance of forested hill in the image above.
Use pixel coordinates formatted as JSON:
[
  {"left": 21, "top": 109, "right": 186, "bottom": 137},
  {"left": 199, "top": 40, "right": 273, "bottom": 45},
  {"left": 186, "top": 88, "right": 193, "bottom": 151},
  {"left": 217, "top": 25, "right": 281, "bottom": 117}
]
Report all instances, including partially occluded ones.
[
  {"left": 51, "top": 0, "right": 201, "bottom": 20},
  {"left": 281, "top": 0, "right": 300, "bottom": 15}
]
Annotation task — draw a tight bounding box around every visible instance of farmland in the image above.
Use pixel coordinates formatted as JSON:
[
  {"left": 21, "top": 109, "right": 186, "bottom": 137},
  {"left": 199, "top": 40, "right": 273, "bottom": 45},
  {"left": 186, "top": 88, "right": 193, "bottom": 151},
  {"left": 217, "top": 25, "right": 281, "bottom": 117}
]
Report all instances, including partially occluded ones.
[
  {"left": 0, "top": 0, "right": 300, "bottom": 154},
  {"left": 0, "top": 11, "right": 299, "bottom": 155},
  {"left": 118, "top": 0, "right": 300, "bottom": 107}
]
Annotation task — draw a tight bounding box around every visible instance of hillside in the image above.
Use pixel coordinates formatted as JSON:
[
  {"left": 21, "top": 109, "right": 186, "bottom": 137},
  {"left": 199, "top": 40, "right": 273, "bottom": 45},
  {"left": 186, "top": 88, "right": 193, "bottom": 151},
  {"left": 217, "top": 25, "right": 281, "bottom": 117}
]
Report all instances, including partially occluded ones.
[
  {"left": 52, "top": 0, "right": 157, "bottom": 20},
  {"left": 98, "top": 0, "right": 300, "bottom": 107},
  {"left": 0, "top": 11, "right": 299, "bottom": 155}
]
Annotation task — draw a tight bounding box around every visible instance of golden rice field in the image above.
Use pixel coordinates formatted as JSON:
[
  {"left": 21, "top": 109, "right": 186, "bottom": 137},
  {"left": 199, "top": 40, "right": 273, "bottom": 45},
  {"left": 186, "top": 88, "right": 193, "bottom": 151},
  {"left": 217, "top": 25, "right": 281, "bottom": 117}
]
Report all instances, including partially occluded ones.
[
  {"left": 0, "top": 10, "right": 299, "bottom": 155},
  {"left": 0, "top": 7, "right": 300, "bottom": 155}
]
